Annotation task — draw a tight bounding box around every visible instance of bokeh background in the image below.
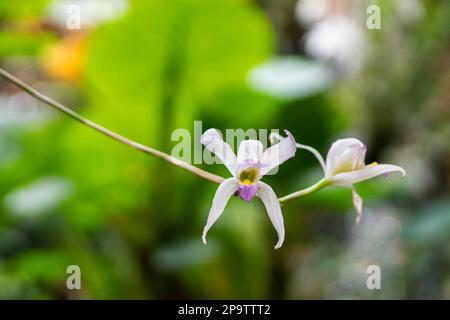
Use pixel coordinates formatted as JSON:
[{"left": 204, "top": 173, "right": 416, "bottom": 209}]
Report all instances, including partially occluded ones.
[{"left": 0, "top": 0, "right": 449, "bottom": 299}]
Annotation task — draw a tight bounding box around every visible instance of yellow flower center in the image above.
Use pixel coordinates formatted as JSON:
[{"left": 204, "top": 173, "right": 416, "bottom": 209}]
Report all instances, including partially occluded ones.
[{"left": 238, "top": 167, "right": 260, "bottom": 185}]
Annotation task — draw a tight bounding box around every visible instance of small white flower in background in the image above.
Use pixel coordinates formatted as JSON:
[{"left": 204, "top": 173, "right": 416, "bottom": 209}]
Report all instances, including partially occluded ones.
[
  {"left": 271, "top": 133, "right": 406, "bottom": 224},
  {"left": 201, "top": 129, "right": 297, "bottom": 249},
  {"left": 394, "top": 0, "right": 424, "bottom": 25},
  {"left": 304, "top": 15, "right": 366, "bottom": 75},
  {"left": 295, "top": 0, "right": 331, "bottom": 26}
]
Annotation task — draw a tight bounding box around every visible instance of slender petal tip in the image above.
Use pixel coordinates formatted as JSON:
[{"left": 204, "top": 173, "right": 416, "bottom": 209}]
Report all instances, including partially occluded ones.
[
  {"left": 202, "top": 232, "right": 207, "bottom": 245},
  {"left": 284, "top": 130, "right": 296, "bottom": 146},
  {"left": 274, "top": 239, "right": 283, "bottom": 250},
  {"left": 202, "top": 178, "right": 238, "bottom": 247},
  {"left": 257, "top": 182, "right": 285, "bottom": 250},
  {"left": 284, "top": 130, "right": 297, "bottom": 155},
  {"left": 200, "top": 128, "right": 220, "bottom": 145},
  {"left": 200, "top": 129, "right": 237, "bottom": 175}
]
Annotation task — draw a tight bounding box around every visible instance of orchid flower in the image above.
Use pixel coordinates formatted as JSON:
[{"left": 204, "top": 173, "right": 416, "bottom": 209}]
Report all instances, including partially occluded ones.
[
  {"left": 323, "top": 138, "right": 406, "bottom": 223},
  {"left": 201, "top": 129, "right": 297, "bottom": 249},
  {"left": 272, "top": 133, "right": 406, "bottom": 224}
]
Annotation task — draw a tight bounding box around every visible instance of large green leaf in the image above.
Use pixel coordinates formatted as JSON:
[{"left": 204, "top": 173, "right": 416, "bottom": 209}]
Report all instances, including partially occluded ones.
[{"left": 85, "top": 0, "right": 273, "bottom": 130}]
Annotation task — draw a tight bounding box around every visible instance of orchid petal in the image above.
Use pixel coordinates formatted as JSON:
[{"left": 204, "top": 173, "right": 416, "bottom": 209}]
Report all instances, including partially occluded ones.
[
  {"left": 202, "top": 178, "right": 238, "bottom": 245},
  {"left": 269, "top": 132, "right": 282, "bottom": 145},
  {"left": 260, "top": 130, "right": 296, "bottom": 176},
  {"left": 330, "top": 164, "right": 406, "bottom": 186},
  {"left": 325, "top": 138, "right": 366, "bottom": 176},
  {"left": 351, "top": 187, "right": 363, "bottom": 225},
  {"left": 270, "top": 131, "right": 326, "bottom": 174},
  {"left": 201, "top": 129, "right": 237, "bottom": 176},
  {"left": 257, "top": 181, "right": 285, "bottom": 249},
  {"left": 237, "top": 140, "right": 264, "bottom": 165}
]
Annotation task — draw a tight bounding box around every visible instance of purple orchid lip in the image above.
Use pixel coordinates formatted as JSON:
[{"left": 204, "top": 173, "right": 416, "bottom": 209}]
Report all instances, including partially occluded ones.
[{"left": 238, "top": 184, "right": 259, "bottom": 202}]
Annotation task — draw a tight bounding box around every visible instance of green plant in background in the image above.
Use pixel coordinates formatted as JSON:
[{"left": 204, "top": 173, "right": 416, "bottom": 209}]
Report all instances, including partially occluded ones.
[
  {"left": 0, "top": 0, "right": 449, "bottom": 300},
  {"left": 0, "top": 0, "right": 278, "bottom": 300}
]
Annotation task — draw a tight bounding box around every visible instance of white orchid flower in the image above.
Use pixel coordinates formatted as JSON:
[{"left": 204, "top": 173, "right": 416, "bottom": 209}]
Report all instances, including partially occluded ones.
[
  {"left": 271, "top": 133, "right": 406, "bottom": 224},
  {"left": 201, "top": 129, "right": 297, "bottom": 249},
  {"left": 324, "top": 138, "right": 406, "bottom": 223}
]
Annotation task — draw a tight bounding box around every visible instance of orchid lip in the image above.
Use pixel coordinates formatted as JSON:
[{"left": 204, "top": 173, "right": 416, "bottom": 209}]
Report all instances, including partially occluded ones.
[{"left": 238, "top": 184, "right": 259, "bottom": 202}]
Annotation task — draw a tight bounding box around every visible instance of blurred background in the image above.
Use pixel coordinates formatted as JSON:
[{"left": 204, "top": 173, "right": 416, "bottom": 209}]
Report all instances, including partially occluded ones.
[{"left": 0, "top": 0, "right": 449, "bottom": 299}]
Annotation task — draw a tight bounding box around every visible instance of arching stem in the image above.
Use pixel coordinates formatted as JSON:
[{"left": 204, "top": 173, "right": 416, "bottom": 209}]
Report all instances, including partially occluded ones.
[
  {"left": 1, "top": 68, "right": 329, "bottom": 203},
  {"left": 0, "top": 68, "right": 224, "bottom": 184}
]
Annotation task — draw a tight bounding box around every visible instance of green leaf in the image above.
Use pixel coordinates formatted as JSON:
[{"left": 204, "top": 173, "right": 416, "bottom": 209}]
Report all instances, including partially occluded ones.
[{"left": 85, "top": 0, "right": 273, "bottom": 129}]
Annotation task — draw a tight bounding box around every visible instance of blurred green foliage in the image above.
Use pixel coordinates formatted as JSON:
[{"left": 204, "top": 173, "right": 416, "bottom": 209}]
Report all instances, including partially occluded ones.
[{"left": 0, "top": 0, "right": 449, "bottom": 299}]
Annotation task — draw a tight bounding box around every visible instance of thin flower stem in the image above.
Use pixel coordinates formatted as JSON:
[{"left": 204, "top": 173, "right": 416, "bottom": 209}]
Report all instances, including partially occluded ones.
[
  {"left": 0, "top": 68, "right": 225, "bottom": 184},
  {"left": 278, "top": 178, "right": 329, "bottom": 203},
  {"left": 1, "top": 68, "right": 329, "bottom": 203}
]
